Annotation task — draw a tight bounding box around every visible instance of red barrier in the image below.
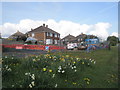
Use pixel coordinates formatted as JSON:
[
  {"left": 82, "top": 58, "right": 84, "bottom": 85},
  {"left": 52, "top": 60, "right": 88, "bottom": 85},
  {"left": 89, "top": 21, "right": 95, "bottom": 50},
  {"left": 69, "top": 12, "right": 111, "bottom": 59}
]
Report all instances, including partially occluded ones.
[{"left": 2, "top": 44, "right": 65, "bottom": 50}]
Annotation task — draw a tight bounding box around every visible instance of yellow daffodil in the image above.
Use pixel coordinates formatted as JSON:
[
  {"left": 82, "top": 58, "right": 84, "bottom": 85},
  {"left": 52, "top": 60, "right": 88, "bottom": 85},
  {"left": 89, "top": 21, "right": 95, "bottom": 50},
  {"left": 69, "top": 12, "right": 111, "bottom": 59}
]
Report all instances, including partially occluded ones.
[
  {"left": 43, "top": 68, "right": 47, "bottom": 71},
  {"left": 65, "top": 80, "right": 67, "bottom": 82},
  {"left": 73, "top": 61, "right": 76, "bottom": 64},
  {"left": 73, "top": 82, "right": 77, "bottom": 85},
  {"left": 82, "top": 62, "right": 84, "bottom": 64},
  {"left": 66, "top": 55, "right": 69, "bottom": 58},
  {"left": 49, "top": 69, "right": 52, "bottom": 72}
]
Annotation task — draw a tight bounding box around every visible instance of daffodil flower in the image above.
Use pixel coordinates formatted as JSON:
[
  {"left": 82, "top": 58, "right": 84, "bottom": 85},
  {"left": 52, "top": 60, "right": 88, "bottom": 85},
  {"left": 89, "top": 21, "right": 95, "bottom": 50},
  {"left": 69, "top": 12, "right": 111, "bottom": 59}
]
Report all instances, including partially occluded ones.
[
  {"left": 43, "top": 68, "right": 47, "bottom": 71},
  {"left": 49, "top": 69, "right": 52, "bottom": 72},
  {"left": 82, "top": 62, "right": 84, "bottom": 64},
  {"left": 29, "top": 84, "right": 32, "bottom": 88}
]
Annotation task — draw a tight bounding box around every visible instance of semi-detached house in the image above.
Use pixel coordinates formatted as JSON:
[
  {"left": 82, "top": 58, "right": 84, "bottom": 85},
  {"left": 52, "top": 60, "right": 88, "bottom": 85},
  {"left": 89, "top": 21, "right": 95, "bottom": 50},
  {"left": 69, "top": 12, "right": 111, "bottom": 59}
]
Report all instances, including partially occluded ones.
[{"left": 26, "top": 24, "right": 60, "bottom": 45}]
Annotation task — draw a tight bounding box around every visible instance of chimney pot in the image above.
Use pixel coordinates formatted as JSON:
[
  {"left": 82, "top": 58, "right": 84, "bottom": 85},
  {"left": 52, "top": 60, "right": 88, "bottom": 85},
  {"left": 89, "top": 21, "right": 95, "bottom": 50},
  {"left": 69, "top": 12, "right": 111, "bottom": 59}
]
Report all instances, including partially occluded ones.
[
  {"left": 43, "top": 24, "right": 45, "bottom": 27},
  {"left": 46, "top": 25, "right": 48, "bottom": 28},
  {"left": 31, "top": 28, "right": 33, "bottom": 31}
]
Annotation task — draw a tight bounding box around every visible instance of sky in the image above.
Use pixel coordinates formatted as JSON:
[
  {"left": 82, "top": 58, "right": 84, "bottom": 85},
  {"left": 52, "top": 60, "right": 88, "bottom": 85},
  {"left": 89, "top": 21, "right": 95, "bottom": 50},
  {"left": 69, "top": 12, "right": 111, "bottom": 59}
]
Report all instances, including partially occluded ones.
[{"left": 0, "top": 2, "right": 119, "bottom": 40}]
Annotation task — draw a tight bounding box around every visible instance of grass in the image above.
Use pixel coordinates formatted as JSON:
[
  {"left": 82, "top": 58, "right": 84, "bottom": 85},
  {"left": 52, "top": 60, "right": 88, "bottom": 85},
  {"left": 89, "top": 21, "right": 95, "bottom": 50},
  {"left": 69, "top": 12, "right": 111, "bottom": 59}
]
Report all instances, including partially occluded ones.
[{"left": 2, "top": 46, "right": 118, "bottom": 88}]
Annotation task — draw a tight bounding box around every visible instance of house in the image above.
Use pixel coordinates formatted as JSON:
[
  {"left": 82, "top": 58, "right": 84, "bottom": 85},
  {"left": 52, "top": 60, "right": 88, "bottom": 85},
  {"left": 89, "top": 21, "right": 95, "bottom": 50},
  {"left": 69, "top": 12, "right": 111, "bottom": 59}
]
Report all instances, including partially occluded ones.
[
  {"left": 8, "top": 30, "right": 26, "bottom": 41},
  {"left": 26, "top": 24, "right": 60, "bottom": 45},
  {"left": 87, "top": 35, "right": 98, "bottom": 39},
  {"left": 61, "top": 34, "right": 77, "bottom": 45},
  {"left": 76, "top": 33, "right": 87, "bottom": 43}
]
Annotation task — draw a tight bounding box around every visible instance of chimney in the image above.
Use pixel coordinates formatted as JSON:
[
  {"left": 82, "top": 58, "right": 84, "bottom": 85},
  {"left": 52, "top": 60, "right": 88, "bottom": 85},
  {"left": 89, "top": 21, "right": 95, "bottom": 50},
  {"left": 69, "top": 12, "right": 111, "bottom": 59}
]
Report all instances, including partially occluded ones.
[
  {"left": 46, "top": 25, "right": 48, "bottom": 28},
  {"left": 31, "top": 28, "right": 33, "bottom": 31},
  {"left": 43, "top": 24, "right": 45, "bottom": 27}
]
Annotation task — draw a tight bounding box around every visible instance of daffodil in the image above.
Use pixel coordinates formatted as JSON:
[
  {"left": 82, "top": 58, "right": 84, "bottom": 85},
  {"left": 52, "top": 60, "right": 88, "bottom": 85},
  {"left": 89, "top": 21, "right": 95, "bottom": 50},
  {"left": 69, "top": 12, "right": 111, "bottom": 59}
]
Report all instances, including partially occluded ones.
[
  {"left": 31, "top": 74, "right": 35, "bottom": 80},
  {"left": 74, "top": 70, "right": 77, "bottom": 72},
  {"left": 73, "top": 61, "right": 76, "bottom": 64},
  {"left": 31, "top": 81, "right": 35, "bottom": 86},
  {"left": 87, "top": 81, "right": 90, "bottom": 85},
  {"left": 49, "top": 69, "right": 52, "bottom": 72},
  {"left": 33, "top": 59, "right": 36, "bottom": 62},
  {"left": 29, "top": 84, "right": 32, "bottom": 88},
  {"left": 62, "top": 70, "right": 65, "bottom": 73},
  {"left": 55, "top": 84, "right": 58, "bottom": 88},
  {"left": 66, "top": 55, "right": 69, "bottom": 57},
  {"left": 65, "top": 80, "right": 67, "bottom": 82},
  {"left": 43, "top": 68, "right": 47, "bottom": 71},
  {"left": 52, "top": 74, "right": 55, "bottom": 78},
  {"left": 73, "top": 82, "right": 77, "bottom": 85},
  {"left": 82, "top": 62, "right": 84, "bottom": 64}
]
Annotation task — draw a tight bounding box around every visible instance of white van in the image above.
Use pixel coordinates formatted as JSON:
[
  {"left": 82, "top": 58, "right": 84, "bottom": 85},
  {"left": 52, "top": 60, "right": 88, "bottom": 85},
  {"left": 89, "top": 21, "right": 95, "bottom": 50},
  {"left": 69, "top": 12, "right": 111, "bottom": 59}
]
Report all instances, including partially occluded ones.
[{"left": 67, "top": 43, "right": 78, "bottom": 50}]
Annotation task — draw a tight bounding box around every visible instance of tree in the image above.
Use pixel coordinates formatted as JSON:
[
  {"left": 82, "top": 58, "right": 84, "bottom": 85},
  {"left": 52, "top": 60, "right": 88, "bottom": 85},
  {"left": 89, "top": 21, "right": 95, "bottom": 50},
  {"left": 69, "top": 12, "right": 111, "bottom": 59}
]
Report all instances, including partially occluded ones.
[{"left": 107, "top": 36, "right": 119, "bottom": 46}]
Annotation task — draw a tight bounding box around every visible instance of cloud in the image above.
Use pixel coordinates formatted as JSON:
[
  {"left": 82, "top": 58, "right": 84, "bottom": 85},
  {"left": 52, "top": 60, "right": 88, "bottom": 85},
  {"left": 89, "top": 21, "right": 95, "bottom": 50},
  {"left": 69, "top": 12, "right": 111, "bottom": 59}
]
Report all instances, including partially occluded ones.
[
  {"left": 0, "top": 19, "right": 112, "bottom": 40},
  {"left": 110, "top": 32, "right": 118, "bottom": 37}
]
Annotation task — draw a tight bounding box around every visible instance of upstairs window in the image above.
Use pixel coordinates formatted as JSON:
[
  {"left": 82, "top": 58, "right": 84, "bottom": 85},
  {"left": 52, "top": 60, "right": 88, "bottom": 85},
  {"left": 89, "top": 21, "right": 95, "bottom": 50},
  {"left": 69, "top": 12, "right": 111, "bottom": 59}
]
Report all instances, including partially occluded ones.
[
  {"left": 46, "top": 32, "right": 49, "bottom": 36},
  {"left": 55, "top": 34, "right": 57, "bottom": 37},
  {"left": 58, "top": 34, "right": 60, "bottom": 38},
  {"left": 50, "top": 33, "right": 53, "bottom": 37},
  {"left": 32, "top": 33, "right": 34, "bottom": 37}
]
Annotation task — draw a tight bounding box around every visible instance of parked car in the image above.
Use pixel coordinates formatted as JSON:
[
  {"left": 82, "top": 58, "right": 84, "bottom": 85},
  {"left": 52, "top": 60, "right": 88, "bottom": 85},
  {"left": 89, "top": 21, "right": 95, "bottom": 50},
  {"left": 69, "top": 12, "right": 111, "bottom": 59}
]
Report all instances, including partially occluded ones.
[{"left": 77, "top": 42, "right": 87, "bottom": 50}]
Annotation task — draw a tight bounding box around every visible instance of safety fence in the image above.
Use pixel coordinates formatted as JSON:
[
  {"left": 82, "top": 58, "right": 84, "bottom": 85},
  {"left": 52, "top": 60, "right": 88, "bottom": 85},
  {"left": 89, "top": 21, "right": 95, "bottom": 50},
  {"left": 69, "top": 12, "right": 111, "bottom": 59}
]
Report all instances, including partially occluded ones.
[{"left": 2, "top": 44, "right": 65, "bottom": 50}]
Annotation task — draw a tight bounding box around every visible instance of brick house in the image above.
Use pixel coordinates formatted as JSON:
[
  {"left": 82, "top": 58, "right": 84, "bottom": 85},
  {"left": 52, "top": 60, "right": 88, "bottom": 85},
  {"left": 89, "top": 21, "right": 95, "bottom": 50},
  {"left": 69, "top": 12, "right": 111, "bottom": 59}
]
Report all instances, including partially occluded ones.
[
  {"left": 8, "top": 30, "right": 26, "bottom": 41},
  {"left": 61, "top": 34, "right": 77, "bottom": 45},
  {"left": 76, "top": 33, "right": 87, "bottom": 43},
  {"left": 26, "top": 24, "right": 60, "bottom": 45}
]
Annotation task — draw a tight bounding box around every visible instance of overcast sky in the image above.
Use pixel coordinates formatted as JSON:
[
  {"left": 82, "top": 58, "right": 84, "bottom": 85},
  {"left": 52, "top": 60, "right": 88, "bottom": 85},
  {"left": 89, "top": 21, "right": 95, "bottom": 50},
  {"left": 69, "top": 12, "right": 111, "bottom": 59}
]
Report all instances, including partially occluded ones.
[{"left": 0, "top": 2, "right": 118, "bottom": 40}]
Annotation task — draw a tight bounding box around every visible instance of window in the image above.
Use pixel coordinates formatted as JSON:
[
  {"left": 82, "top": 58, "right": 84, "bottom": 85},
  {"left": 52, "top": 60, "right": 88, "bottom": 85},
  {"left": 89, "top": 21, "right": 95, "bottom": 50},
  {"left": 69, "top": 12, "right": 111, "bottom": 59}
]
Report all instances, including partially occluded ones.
[
  {"left": 46, "top": 32, "right": 49, "bottom": 36},
  {"left": 54, "top": 40, "right": 58, "bottom": 44},
  {"left": 55, "top": 34, "right": 57, "bottom": 37},
  {"left": 46, "top": 39, "right": 53, "bottom": 44},
  {"left": 32, "top": 33, "right": 34, "bottom": 37},
  {"left": 58, "top": 34, "right": 60, "bottom": 38},
  {"left": 50, "top": 33, "right": 53, "bottom": 37}
]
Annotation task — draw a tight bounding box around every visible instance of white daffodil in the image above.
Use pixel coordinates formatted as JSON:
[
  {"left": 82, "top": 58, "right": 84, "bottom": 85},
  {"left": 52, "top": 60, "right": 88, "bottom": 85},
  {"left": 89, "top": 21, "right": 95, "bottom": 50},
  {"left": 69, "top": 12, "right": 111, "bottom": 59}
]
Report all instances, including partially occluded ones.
[
  {"left": 31, "top": 74, "right": 35, "bottom": 80},
  {"left": 33, "top": 59, "right": 36, "bottom": 62},
  {"left": 94, "top": 61, "right": 96, "bottom": 64},
  {"left": 52, "top": 74, "right": 55, "bottom": 78},
  {"left": 62, "top": 70, "right": 65, "bottom": 73},
  {"left": 58, "top": 70, "right": 61, "bottom": 72},
  {"left": 8, "top": 68, "right": 12, "bottom": 71},
  {"left": 29, "top": 84, "right": 32, "bottom": 88},
  {"left": 31, "top": 81, "right": 35, "bottom": 86},
  {"left": 58, "top": 66, "right": 62, "bottom": 70},
  {"left": 5, "top": 65, "right": 8, "bottom": 69},
  {"left": 74, "top": 70, "right": 77, "bottom": 72},
  {"left": 71, "top": 67, "right": 74, "bottom": 69},
  {"left": 25, "top": 73, "right": 28, "bottom": 75},
  {"left": 74, "top": 66, "right": 76, "bottom": 69},
  {"left": 55, "top": 84, "right": 58, "bottom": 88}
]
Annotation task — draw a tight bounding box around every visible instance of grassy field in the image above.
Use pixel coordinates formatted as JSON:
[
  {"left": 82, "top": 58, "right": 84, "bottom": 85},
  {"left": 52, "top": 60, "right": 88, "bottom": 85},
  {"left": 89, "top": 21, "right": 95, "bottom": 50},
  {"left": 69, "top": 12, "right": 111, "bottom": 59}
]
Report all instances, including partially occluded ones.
[{"left": 2, "top": 46, "right": 118, "bottom": 88}]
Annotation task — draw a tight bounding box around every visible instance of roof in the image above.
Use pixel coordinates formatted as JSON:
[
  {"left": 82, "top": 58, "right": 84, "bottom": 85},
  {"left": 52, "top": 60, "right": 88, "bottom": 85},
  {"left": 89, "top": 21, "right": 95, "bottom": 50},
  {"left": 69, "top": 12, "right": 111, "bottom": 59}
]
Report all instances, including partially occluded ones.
[
  {"left": 76, "top": 33, "right": 87, "bottom": 39},
  {"left": 9, "top": 31, "right": 25, "bottom": 38},
  {"left": 62, "top": 34, "right": 76, "bottom": 40},
  {"left": 26, "top": 25, "right": 60, "bottom": 34},
  {"left": 13, "top": 31, "right": 25, "bottom": 36}
]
